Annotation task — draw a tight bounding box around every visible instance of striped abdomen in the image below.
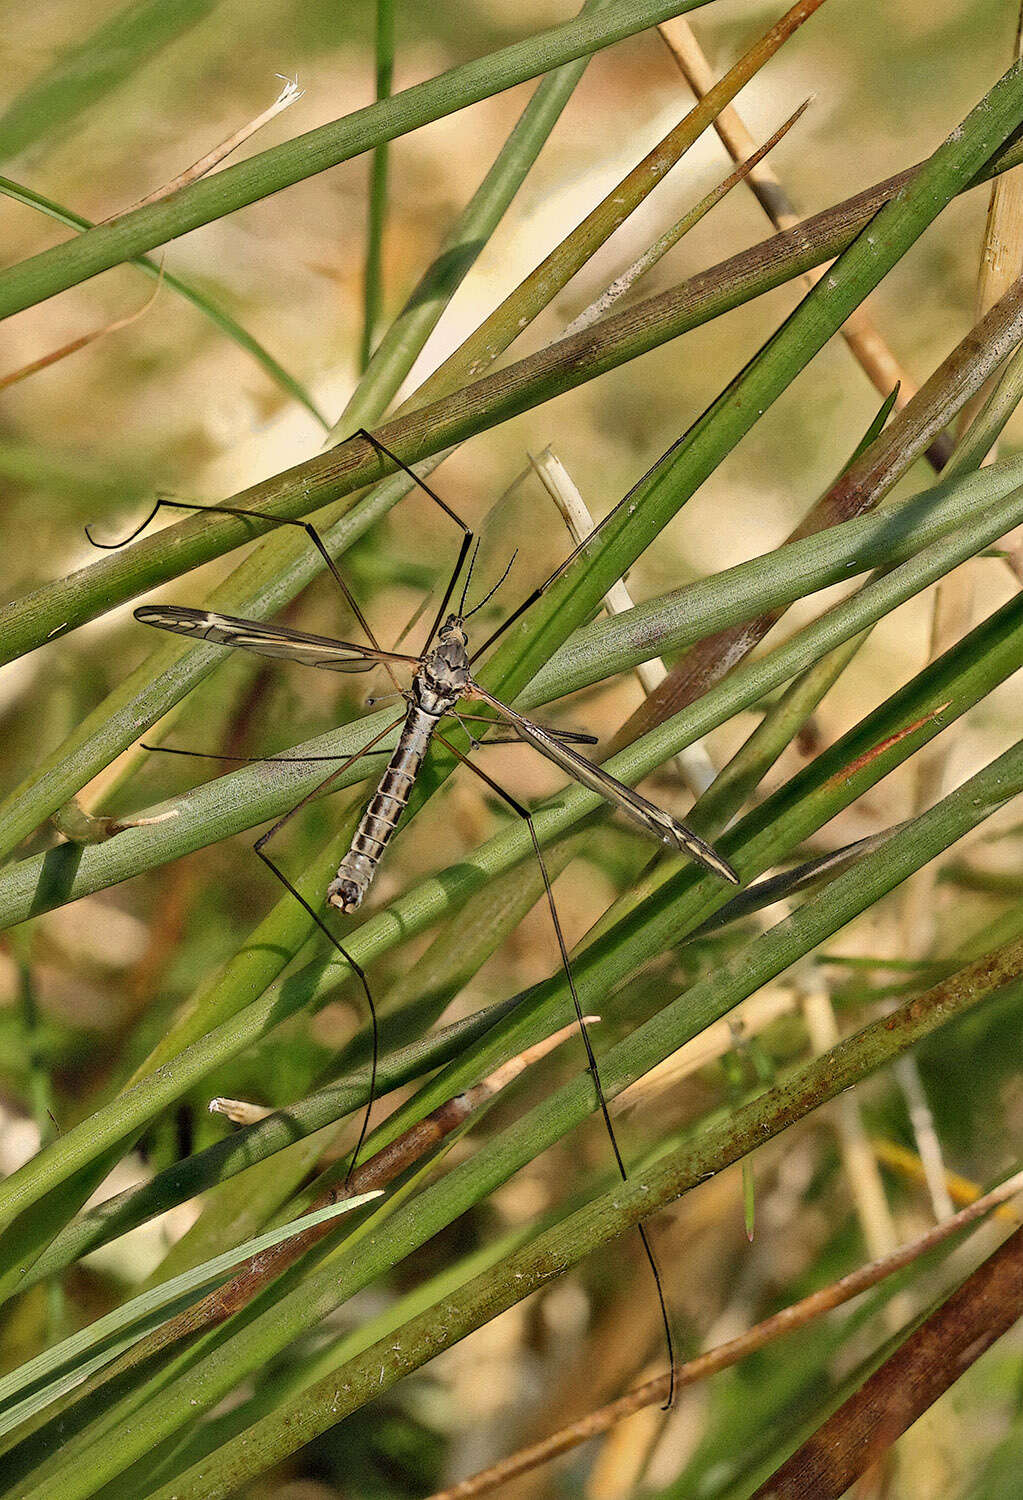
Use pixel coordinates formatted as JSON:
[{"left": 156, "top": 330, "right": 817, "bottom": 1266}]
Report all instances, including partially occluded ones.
[{"left": 327, "top": 705, "right": 439, "bottom": 913}]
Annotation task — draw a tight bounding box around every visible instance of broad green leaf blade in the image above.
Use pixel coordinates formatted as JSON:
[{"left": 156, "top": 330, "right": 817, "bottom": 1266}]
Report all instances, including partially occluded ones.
[{"left": 0, "top": 1192, "right": 381, "bottom": 1440}]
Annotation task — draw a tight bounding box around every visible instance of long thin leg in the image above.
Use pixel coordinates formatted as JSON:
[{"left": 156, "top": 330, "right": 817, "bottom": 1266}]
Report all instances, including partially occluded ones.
[
  {"left": 140, "top": 743, "right": 396, "bottom": 764},
  {"left": 447, "top": 711, "right": 596, "bottom": 747},
  {"left": 352, "top": 428, "right": 474, "bottom": 651},
  {"left": 243, "top": 711, "right": 406, "bottom": 1178},
  {"left": 88, "top": 496, "right": 402, "bottom": 691},
  {"left": 436, "top": 732, "right": 676, "bottom": 1406}
]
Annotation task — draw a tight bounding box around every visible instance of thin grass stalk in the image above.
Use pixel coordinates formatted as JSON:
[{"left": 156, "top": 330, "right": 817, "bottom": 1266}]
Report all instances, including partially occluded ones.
[
  {"left": 335, "top": 0, "right": 617, "bottom": 437},
  {"left": 896, "top": 12, "right": 1023, "bottom": 1032},
  {"left": 562, "top": 96, "right": 812, "bottom": 338},
  {"left": 3, "top": 457, "right": 1019, "bottom": 924},
  {"left": 358, "top": 0, "right": 395, "bottom": 372},
  {"left": 657, "top": 12, "right": 954, "bottom": 467},
  {"left": 750, "top": 1227, "right": 1023, "bottom": 1499},
  {"left": 0, "top": 176, "right": 329, "bottom": 426},
  {"left": 428, "top": 1171, "right": 1023, "bottom": 1500},
  {"left": 142, "top": 839, "right": 583, "bottom": 1285},
  {"left": 13, "top": 998, "right": 521, "bottom": 1295},
  {"left": 615, "top": 267, "right": 1023, "bottom": 748},
  {"left": 413, "top": 0, "right": 830, "bottom": 404}
]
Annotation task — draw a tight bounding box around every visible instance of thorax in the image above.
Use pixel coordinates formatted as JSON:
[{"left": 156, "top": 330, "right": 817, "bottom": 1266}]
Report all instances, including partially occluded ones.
[{"left": 411, "top": 618, "right": 470, "bottom": 716}]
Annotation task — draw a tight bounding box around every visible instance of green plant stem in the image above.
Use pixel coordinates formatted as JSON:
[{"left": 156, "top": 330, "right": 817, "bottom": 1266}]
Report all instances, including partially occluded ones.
[
  {"left": 412, "top": 0, "right": 830, "bottom": 408},
  {"left": 148, "top": 941, "right": 1023, "bottom": 1500},
  {"left": 144, "top": 839, "right": 581, "bottom": 1286},
  {"left": 16, "top": 998, "right": 518, "bottom": 1295},
  {"left": 1, "top": 51, "right": 1017, "bottom": 889},
  {"left": 6, "top": 128, "right": 1023, "bottom": 678},
  {"left": 20, "top": 744, "right": 1023, "bottom": 1500},
  {"left": 695, "top": 635, "right": 867, "bottom": 837},
  {"left": 0, "top": 176, "right": 328, "bottom": 427},
  {"left": 0, "top": 1, "right": 714, "bottom": 321},
  {"left": 751, "top": 1225, "right": 1023, "bottom": 1499},
  {"left": 358, "top": 0, "right": 395, "bottom": 372},
  {"left": 616, "top": 264, "right": 1023, "bottom": 748}
]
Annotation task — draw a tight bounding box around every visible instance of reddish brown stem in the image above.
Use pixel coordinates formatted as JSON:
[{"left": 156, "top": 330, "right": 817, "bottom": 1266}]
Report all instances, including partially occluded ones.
[
  {"left": 426, "top": 1172, "right": 1023, "bottom": 1499},
  {"left": 751, "top": 1225, "right": 1023, "bottom": 1498}
]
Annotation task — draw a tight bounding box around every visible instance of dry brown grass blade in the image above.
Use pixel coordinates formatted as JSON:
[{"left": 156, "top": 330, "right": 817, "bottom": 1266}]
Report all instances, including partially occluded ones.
[
  {"left": 612, "top": 274, "right": 1023, "bottom": 751},
  {"left": 412, "top": 0, "right": 831, "bottom": 406},
  {"left": 656, "top": 13, "right": 952, "bottom": 470},
  {"left": 874, "top": 1138, "right": 1023, "bottom": 1223},
  {"left": 891, "top": 13, "right": 1023, "bottom": 1230},
  {"left": 100, "top": 76, "right": 304, "bottom": 222},
  {"left": 750, "top": 1223, "right": 1023, "bottom": 1499},
  {"left": 426, "top": 1173, "right": 1023, "bottom": 1500},
  {"left": 0, "top": 80, "right": 302, "bottom": 393},
  {"left": 0, "top": 268, "right": 164, "bottom": 390},
  {"left": 563, "top": 96, "right": 812, "bottom": 339}
]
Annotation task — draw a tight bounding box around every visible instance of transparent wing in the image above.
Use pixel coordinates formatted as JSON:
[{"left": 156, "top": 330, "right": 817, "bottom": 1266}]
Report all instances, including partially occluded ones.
[
  {"left": 472, "top": 686, "right": 739, "bottom": 883},
  {"left": 135, "top": 606, "right": 419, "bottom": 674}
]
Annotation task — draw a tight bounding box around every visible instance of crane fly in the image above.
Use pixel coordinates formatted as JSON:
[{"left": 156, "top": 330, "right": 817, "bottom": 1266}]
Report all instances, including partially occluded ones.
[
  {"left": 94, "top": 428, "right": 739, "bottom": 1403},
  {"left": 134, "top": 600, "right": 738, "bottom": 908}
]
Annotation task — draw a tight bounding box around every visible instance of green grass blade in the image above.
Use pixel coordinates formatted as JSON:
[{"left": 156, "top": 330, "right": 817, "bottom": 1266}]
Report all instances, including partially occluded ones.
[
  {"left": 0, "top": 1193, "right": 380, "bottom": 1441},
  {"left": 4, "top": 570, "right": 1020, "bottom": 1282},
  {"left": 7, "top": 131, "right": 1023, "bottom": 677},
  {"left": 335, "top": 0, "right": 617, "bottom": 436},
  {"left": 358, "top": 0, "right": 395, "bottom": 372},
  {"left": 21, "top": 745, "right": 1023, "bottom": 1500},
  {"left": 189, "top": 948, "right": 1022, "bottom": 1500},
  {"left": 19, "top": 999, "right": 517, "bottom": 1292},
  {"left": 0, "top": 456, "right": 1017, "bottom": 920},
  {"left": 407, "top": 0, "right": 828, "bottom": 412}
]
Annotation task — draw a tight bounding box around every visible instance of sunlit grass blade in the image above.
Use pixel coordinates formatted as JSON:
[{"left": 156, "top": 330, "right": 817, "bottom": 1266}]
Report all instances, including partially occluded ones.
[
  {"left": 0, "top": 1193, "right": 381, "bottom": 1442},
  {"left": 18, "top": 747, "right": 1023, "bottom": 1500},
  {"left": 413, "top": 0, "right": 830, "bottom": 407},
  {"left": 5, "top": 572, "right": 1021, "bottom": 1298},
  {"left": 1, "top": 453, "right": 1018, "bottom": 919},
  {"left": 337, "top": 0, "right": 618, "bottom": 435},
  {"left": 7, "top": 129, "right": 1023, "bottom": 678}
]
